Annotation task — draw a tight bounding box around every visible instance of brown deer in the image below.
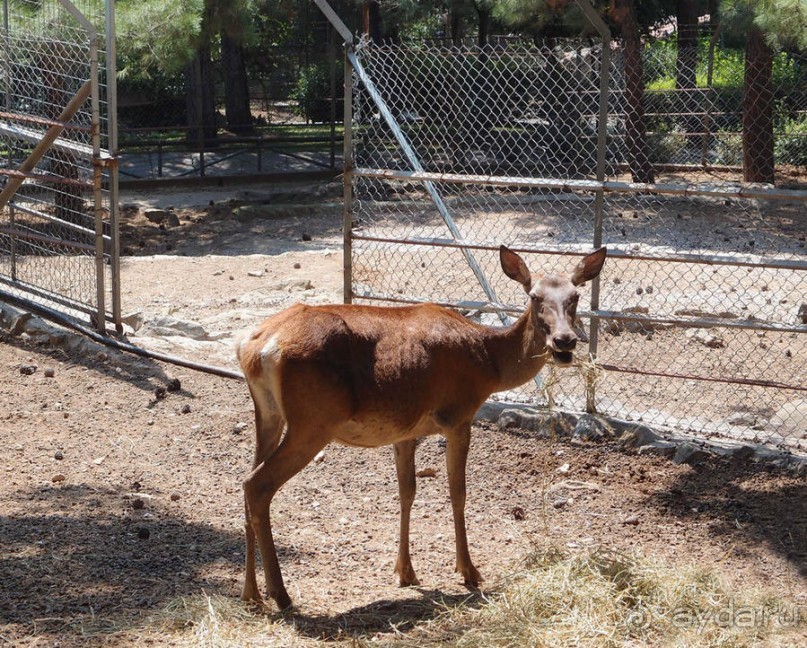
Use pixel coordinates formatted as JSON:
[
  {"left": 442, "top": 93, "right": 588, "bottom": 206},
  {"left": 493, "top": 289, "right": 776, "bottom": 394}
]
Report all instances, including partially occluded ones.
[{"left": 237, "top": 245, "right": 607, "bottom": 609}]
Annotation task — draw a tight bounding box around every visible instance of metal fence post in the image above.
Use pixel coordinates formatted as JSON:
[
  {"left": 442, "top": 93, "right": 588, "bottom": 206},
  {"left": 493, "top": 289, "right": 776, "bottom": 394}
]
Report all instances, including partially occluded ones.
[
  {"left": 106, "top": 0, "right": 121, "bottom": 332},
  {"left": 343, "top": 42, "right": 354, "bottom": 304},
  {"left": 576, "top": 0, "right": 611, "bottom": 412}
]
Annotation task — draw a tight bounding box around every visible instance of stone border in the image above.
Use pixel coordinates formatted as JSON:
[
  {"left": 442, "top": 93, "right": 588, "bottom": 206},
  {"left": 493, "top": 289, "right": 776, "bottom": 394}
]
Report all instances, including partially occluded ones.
[
  {"left": 475, "top": 401, "right": 807, "bottom": 476},
  {"left": 2, "top": 300, "right": 805, "bottom": 476}
]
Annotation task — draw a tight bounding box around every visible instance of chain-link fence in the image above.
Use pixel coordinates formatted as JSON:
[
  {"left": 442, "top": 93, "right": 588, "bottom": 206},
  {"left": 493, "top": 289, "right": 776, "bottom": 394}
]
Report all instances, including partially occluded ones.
[
  {"left": 0, "top": 0, "right": 118, "bottom": 330},
  {"left": 342, "top": 24, "right": 806, "bottom": 453}
]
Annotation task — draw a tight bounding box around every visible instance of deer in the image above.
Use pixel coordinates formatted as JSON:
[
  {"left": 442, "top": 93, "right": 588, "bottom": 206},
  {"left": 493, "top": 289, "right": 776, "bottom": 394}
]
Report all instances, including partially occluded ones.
[{"left": 237, "top": 245, "right": 607, "bottom": 610}]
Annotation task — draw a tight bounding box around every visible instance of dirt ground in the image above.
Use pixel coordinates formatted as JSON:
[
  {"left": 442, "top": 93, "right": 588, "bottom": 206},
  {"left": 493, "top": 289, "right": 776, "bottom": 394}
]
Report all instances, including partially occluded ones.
[{"left": 0, "top": 183, "right": 806, "bottom": 645}]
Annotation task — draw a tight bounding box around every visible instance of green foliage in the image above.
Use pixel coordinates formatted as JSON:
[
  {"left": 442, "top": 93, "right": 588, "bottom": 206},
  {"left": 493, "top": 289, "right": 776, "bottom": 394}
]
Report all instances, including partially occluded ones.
[
  {"left": 291, "top": 62, "right": 343, "bottom": 124},
  {"left": 644, "top": 36, "right": 802, "bottom": 91},
  {"left": 116, "top": 0, "right": 204, "bottom": 80},
  {"left": 775, "top": 113, "right": 807, "bottom": 167},
  {"left": 721, "top": 0, "right": 807, "bottom": 50}
]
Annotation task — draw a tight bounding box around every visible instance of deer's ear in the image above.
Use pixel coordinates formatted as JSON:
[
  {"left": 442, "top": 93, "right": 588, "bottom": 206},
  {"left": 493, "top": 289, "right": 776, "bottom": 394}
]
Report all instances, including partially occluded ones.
[
  {"left": 571, "top": 247, "right": 607, "bottom": 286},
  {"left": 500, "top": 245, "right": 532, "bottom": 292}
]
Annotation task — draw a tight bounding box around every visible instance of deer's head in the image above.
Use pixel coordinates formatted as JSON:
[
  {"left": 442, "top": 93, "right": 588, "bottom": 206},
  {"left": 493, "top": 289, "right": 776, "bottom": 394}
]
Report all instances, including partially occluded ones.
[{"left": 500, "top": 246, "right": 607, "bottom": 366}]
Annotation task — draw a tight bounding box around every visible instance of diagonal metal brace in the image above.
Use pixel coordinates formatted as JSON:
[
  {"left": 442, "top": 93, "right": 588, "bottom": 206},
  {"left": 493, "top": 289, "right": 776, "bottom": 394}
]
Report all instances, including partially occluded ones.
[
  {"left": 0, "top": 79, "right": 92, "bottom": 211},
  {"left": 347, "top": 49, "right": 509, "bottom": 326}
]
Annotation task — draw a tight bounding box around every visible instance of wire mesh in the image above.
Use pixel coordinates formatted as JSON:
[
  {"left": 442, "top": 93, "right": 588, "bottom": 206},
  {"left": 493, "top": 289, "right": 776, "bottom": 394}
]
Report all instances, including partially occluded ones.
[
  {"left": 0, "top": 0, "right": 114, "bottom": 321},
  {"left": 348, "top": 34, "right": 806, "bottom": 453}
]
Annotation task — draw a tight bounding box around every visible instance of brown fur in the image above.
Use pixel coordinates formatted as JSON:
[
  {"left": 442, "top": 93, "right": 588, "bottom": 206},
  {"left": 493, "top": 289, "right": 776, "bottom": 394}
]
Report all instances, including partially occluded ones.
[{"left": 239, "top": 246, "right": 606, "bottom": 609}]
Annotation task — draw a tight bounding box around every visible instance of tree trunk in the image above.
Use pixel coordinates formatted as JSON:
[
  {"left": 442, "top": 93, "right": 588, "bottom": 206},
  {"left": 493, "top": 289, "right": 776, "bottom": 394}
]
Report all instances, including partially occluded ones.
[
  {"left": 675, "top": 0, "right": 698, "bottom": 90},
  {"left": 363, "top": 0, "right": 382, "bottom": 43},
  {"left": 676, "top": 0, "right": 699, "bottom": 140},
  {"left": 743, "top": 27, "right": 775, "bottom": 183},
  {"left": 449, "top": 0, "right": 465, "bottom": 45},
  {"left": 185, "top": 43, "right": 217, "bottom": 146},
  {"left": 221, "top": 29, "right": 252, "bottom": 134},
  {"left": 477, "top": 7, "right": 490, "bottom": 48},
  {"left": 612, "top": 0, "right": 654, "bottom": 183}
]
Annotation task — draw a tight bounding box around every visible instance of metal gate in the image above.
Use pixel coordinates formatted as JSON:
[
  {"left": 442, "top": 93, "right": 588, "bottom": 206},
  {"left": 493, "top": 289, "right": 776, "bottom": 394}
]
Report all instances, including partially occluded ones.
[
  {"left": 316, "top": 0, "right": 807, "bottom": 453},
  {"left": 0, "top": 0, "right": 118, "bottom": 332}
]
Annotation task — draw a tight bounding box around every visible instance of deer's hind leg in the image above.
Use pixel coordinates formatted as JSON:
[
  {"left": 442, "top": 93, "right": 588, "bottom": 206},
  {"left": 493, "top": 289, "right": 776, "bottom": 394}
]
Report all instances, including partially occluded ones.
[
  {"left": 244, "top": 425, "right": 329, "bottom": 610},
  {"left": 242, "top": 384, "right": 285, "bottom": 604}
]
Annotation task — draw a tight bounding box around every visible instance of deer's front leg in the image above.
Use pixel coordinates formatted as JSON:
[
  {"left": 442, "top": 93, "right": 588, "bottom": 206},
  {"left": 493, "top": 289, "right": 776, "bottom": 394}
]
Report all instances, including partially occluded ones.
[
  {"left": 445, "top": 425, "right": 482, "bottom": 588},
  {"left": 393, "top": 439, "right": 420, "bottom": 586}
]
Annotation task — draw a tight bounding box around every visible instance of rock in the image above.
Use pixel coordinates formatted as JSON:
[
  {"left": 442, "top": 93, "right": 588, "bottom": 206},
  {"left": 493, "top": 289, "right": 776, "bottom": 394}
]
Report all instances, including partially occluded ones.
[
  {"left": 54, "top": 450, "right": 64, "bottom": 460},
  {"left": 557, "top": 463, "right": 571, "bottom": 474},
  {"left": 19, "top": 365, "right": 36, "bottom": 375},
  {"left": 499, "top": 408, "right": 574, "bottom": 437},
  {"left": 511, "top": 505, "right": 526, "bottom": 520},
  {"left": 637, "top": 441, "right": 677, "bottom": 458},
  {"left": 166, "top": 377, "right": 182, "bottom": 392},
  {"left": 799, "top": 303, "right": 807, "bottom": 324},
  {"left": 170, "top": 493, "right": 181, "bottom": 502},
  {"left": 52, "top": 474, "right": 66, "bottom": 483},
  {"left": 121, "top": 311, "right": 145, "bottom": 332},
  {"left": 154, "top": 386, "right": 167, "bottom": 400},
  {"left": 770, "top": 400, "right": 807, "bottom": 438},
  {"left": 552, "top": 498, "right": 569, "bottom": 509},
  {"left": 43, "top": 367, "right": 55, "bottom": 378},
  {"left": 141, "top": 316, "right": 214, "bottom": 341},
  {"left": 248, "top": 270, "right": 265, "bottom": 278},
  {"left": 301, "top": 232, "right": 312, "bottom": 242},
  {"left": 313, "top": 450, "right": 326, "bottom": 464},
  {"left": 622, "top": 515, "right": 640, "bottom": 526},
  {"left": 293, "top": 263, "right": 301, "bottom": 269},
  {"left": 165, "top": 212, "right": 180, "bottom": 228},
  {"left": 672, "top": 443, "right": 710, "bottom": 466},
  {"left": 685, "top": 328, "right": 725, "bottom": 349},
  {"left": 9, "top": 311, "right": 33, "bottom": 335},
  {"left": 132, "top": 498, "right": 145, "bottom": 510},
  {"left": 573, "top": 414, "right": 613, "bottom": 442},
  {"left": 180, "top": 404, "right": 192, "bottom": 414},
  {"left": 617, "top": 425, "right": 659, "bottom": 449},
  {"left": 136, "top": 526, "right": 150, "bottom": 540},
  {"left": 726, "top": 411, "right": 757, "bottom": 427},
  {"left": 144, "top": 208, "right": 168, "bottom": 223},
  {"left": 416, "top": 468, "right": 437, "bottom": 478},
  {"left": 232, "top": 422, "right": 249, "bottom": 434}
]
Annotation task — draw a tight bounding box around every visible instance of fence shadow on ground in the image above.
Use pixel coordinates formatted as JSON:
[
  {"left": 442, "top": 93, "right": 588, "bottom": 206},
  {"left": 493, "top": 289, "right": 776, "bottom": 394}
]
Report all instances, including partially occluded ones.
[{"left": 646, "top": 456, "right": 807, "bottom": 579}]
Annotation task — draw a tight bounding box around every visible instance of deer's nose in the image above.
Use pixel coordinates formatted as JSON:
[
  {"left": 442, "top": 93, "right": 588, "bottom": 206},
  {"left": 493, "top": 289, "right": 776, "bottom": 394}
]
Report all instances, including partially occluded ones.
[{"left": 552, "top": 333, "right": 577, "bottom": 352}]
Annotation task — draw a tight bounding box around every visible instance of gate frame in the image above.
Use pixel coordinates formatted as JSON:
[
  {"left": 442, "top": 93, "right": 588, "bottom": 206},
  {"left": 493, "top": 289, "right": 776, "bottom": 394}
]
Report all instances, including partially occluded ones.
[{"left": 0, "top": 0, "right": 119, "bottom": 333}]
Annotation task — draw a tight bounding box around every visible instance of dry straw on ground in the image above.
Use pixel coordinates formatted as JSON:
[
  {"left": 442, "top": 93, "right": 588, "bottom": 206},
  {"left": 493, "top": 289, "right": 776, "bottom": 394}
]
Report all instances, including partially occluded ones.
[{"left": 111, "top": 549, "right": 803, "bottom": 647}]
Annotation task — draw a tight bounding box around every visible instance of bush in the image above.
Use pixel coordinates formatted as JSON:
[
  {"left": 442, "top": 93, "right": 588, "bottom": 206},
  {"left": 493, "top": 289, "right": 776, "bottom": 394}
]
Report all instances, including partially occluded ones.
[
  {"left": 775, "top": 114, "right": 807, "bottom": 168},
  {"left": 292, "top": 62, "right": 343, "bottom": 124}
]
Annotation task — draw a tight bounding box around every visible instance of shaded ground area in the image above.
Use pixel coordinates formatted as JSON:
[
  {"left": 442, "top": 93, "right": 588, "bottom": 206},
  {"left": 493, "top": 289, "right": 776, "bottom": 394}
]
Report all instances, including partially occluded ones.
[{"left": 0, "top": 329, "right": 804, "bottom": 645}]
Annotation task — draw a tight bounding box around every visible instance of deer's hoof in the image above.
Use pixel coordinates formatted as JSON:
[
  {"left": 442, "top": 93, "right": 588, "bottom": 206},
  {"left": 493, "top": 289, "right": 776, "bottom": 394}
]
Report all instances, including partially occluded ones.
[
  {"left": 396, "top": 565, "right": 421, "bottom": 587},
  {"left": 241, "top": 583, "right": 263, "bottom": 604},
  {"left": 273, "top": 589, "right": 293, "bottom": 612},
  {"left": 458, "top": 564, "right": 483, "bottom": 589}
]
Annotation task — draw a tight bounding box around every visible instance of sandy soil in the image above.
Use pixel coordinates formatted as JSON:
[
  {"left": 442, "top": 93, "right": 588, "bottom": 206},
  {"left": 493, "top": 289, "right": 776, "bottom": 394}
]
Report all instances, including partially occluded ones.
[{"left": 0, "top": 182, "right": 805, "bottom": 645}]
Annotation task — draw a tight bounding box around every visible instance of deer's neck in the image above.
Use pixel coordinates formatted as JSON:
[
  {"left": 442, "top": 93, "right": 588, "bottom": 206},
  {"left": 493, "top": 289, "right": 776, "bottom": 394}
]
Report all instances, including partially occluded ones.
[{"left": 484, "top": 308, "right": 548, "bottom": 391}]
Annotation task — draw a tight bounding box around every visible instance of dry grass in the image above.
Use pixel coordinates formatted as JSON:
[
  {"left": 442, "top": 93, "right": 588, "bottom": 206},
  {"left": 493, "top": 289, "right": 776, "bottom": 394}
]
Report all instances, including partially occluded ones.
[
  {"left": 406, "top": 548, "right": 805, "bottom": 648},
  {"left": 100, "top": 550, "right": 803, "bottom": 647}
]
